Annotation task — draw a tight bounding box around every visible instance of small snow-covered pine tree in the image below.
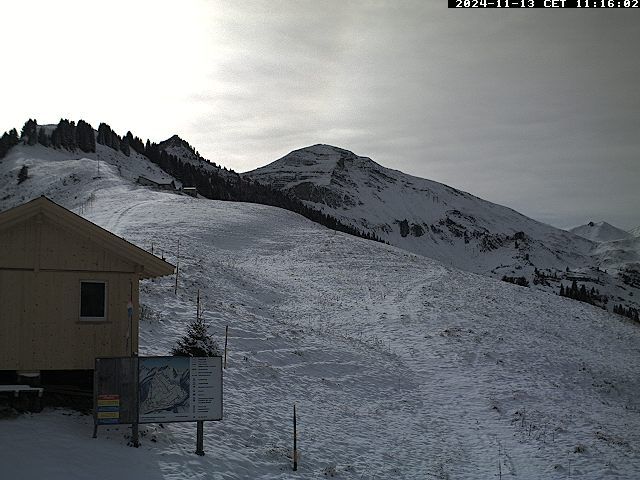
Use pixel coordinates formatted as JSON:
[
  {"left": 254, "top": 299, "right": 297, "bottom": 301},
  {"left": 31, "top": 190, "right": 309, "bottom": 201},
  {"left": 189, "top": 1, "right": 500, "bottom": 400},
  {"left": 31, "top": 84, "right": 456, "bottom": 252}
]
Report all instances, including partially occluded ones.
[{"left": 171, "top": 317, "right": 220, "bottom": 357}]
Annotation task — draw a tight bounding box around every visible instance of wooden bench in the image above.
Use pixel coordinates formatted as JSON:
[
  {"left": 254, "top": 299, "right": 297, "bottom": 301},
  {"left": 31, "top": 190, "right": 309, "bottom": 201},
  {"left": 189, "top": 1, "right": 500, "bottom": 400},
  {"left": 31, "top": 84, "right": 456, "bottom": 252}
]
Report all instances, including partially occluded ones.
[
  {"left": 0, "top": 385, "right": 44, "bottom": 412},
  {"left": 0, "top": 385, "right": 44, "bottom": 397}
]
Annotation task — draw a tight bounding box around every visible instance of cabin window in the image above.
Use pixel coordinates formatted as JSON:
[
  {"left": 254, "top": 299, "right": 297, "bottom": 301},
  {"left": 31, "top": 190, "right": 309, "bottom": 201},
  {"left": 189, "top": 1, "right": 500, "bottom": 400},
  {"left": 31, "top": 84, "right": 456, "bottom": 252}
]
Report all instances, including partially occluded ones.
[{"left": 80, "top": 281, "right": 107, "bottom": 321}]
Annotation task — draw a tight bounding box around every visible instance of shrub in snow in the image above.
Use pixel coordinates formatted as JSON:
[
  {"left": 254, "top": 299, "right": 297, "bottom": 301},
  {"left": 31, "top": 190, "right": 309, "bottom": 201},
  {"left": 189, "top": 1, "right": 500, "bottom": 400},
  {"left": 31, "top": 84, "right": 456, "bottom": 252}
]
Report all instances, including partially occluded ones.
[
  {"left": 171, "top": 317, "right": 220, "bottom": 357},
  {"left": 17, "top": 165, "right": 28, "bottom": 184}
]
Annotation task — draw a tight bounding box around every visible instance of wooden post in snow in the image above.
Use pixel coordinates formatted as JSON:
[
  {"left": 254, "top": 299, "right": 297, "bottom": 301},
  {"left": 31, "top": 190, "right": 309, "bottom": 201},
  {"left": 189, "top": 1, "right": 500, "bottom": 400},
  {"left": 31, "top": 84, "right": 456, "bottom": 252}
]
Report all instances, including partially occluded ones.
[
  {"left": 174, "top": 239, "right": 180, "bottom": 295},
  {"left": 293, "top": 404, "right": 298, "bottom": 471},
  {"left": 195, "top": 420, "right": 204, "bottom": 456},
  {"left": 224, "top": 325, "right": 229, "bottom": 369}
]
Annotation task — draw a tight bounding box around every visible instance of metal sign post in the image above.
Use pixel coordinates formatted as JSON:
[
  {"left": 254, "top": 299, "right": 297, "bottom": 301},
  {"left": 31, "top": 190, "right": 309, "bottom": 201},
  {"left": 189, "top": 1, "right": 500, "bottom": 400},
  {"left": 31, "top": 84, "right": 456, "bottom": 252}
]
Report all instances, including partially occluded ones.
[{"left": 196, "top": 420, "right": 205, "bottom": 456}]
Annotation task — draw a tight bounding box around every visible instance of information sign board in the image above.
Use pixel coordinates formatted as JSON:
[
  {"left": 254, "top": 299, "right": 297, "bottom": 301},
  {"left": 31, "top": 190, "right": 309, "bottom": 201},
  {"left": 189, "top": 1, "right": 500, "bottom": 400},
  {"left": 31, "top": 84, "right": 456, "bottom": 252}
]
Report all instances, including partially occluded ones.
[{"left": 94, "top": 356, "right": 222, "bottom": 426}]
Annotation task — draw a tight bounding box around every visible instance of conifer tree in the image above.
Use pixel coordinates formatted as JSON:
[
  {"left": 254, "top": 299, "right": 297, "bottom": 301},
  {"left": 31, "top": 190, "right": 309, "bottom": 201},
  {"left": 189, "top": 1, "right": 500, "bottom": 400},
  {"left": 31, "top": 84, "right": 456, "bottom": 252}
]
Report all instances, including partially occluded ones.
[
  {"left": 171, "top": 317, "right": 220, "bottom": 357},
  {"left": 76, "top": 120, "right": 96, "bottom": 153},
  {"left": 38, "top": 127, "right": 50, "bottom": 147},
  {"left": 120, "top": 138, "right": 130, "bottom": 156},
  {"left": 17, "top": 165, "right": 29, "bottom": 184},
  {"left": 21, "top": 119, "right": 38, "bottom": 145},
  {"left": 0, "top": 129, "right": 20, "bottom": 159}
]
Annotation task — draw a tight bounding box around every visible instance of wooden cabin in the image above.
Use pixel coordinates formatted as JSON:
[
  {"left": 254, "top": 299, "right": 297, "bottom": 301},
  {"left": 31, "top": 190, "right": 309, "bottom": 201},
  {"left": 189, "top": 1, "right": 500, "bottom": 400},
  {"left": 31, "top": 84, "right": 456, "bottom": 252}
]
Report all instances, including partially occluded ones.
[
  {"left": 182, "top": 186, "right": 198, "bottom": 198},
  {"left": 137, "top": 176, "right": 176, "bottom": 191},
  {"left": 0, "top": 196, "right": 174, "bottom": 382}
]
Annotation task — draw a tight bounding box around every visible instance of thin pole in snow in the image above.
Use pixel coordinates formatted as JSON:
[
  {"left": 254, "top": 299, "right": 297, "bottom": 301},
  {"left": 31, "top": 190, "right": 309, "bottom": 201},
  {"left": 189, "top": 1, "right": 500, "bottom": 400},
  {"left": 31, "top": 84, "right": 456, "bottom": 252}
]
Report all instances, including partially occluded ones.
[
  {"left": 174, "top": 239, "right": 180, "bottom": 295},
  {"left": 197, "top": 289, "right": 200, "bottom": 321},
  {"left": 224, "top": 325, "right": 229, "bottom": 369},
  {"left": 293, "top": 404, "right": 298, "bottom": 471}
]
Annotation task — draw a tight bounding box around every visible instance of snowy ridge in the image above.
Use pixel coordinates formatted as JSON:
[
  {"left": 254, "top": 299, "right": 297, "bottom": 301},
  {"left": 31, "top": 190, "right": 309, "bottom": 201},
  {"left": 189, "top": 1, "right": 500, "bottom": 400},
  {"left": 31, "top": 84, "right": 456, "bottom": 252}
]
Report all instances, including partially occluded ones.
[
  {"left": 246, "top": 144, "right": 640, "bottom": 313},
  {"left": 1, "top": 154, "right": 639, "bottom": 478},
  {"left": 570, "top": 221, "right": 632, "bottom": 243},
  {"left": 246, "top": 144, "right": 595, "bottom": 272},
  {"left": 592, "top": 237, "right": 640, "bottom": 272},
  {"left": 159, "top": 134, "right": 238, "bottom": 180},
  {"left": 0, "top": 143, "right": 180, "bottom": 213}
]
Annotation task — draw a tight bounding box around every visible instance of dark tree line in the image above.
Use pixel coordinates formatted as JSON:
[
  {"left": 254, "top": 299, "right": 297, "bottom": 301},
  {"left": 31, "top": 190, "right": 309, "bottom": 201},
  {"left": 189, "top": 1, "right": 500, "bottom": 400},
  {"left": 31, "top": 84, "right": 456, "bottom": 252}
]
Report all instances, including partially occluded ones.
[
  {"left": 559, "top": 280, "right": 607, "bottom": 308},
  {"left": 15, "top": 118, "right": 97, "bottom": 153},
  {"left": 613, "top": 304, "right": 639, "bottom": 322},
  {"left": 532, "top": 267, "right": 558, "bottom": 287},
  {"left": 124, "top": 131, "right": 145, "bottom": 155},
  {"left": 3, "top": 117, "right": 385, "bottom": 244},
  {"left": 501, "top": 275, "right": 529, "bottom": 287},
  {"left": 97, "top": 122, "right": 130, "bottom": 155},
  {"left": 0, "top": 128, "right": 19, "bottom": 159},
  {"left": 141, "top": 139, "right": 386, "bottom": 243}
]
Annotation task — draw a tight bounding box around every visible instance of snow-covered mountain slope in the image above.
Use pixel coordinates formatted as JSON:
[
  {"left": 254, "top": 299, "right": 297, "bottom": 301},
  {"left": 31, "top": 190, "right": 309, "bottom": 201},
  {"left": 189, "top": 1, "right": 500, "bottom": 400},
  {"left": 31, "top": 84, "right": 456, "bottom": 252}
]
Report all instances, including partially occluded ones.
[
  {"left": 592, "top": 236, "right": 640, "bottom": 273},
  {"left": 246, "top": 144, "right": 595, "bottom": 273},
  {"left": 570, "top": 221, "right": 632, "bottom": 242},
  {"left": 246, "top": 144, "right": 640, "bottom": 313},
  {"left": 2, "top": 149, "right": 640, "bottom": 479},
  {"left": 0, "top": 143, "right": 180, "bottom": 212},
  {"left": 159, "top": 134, "right": 239, "bottom": 180},
  {"left": 630, "top": 225, "right": 640, "bottom": 238}
]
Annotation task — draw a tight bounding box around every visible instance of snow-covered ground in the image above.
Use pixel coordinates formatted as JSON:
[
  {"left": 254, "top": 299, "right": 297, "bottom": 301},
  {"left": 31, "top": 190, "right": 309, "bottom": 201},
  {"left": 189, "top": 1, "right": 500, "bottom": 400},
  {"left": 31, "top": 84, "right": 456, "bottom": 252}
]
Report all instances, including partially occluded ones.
[{"left": 1, "top": 149, "right": 640, "bottom": 479}]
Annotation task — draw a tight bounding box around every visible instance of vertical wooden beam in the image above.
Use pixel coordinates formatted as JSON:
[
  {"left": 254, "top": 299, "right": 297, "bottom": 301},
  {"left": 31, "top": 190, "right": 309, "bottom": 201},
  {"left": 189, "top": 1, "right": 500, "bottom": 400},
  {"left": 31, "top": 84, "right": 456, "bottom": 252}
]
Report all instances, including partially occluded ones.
[{"left": 34, "top": 213, "right": 43, "bottom": 273}]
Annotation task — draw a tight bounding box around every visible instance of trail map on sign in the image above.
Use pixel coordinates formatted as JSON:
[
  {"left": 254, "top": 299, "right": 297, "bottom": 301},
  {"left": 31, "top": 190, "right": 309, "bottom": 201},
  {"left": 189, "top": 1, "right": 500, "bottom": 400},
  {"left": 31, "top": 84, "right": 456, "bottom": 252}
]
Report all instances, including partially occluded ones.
[
  {"left": 139, "top": 357, "right": 190, "bottom": 422},
  {"left": 95, "top": 356, "right": 222, "bottom": 425}
]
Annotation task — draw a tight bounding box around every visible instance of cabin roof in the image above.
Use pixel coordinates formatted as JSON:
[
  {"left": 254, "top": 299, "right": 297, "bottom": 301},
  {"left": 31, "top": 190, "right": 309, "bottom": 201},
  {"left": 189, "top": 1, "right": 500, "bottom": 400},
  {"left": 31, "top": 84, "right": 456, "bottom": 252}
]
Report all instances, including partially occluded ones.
[
  {"left": 137, "top": 176, "right": 175, "bottom": 186},
  {"left": 0, "top": 196, "right": 175, "bottom": 279}
]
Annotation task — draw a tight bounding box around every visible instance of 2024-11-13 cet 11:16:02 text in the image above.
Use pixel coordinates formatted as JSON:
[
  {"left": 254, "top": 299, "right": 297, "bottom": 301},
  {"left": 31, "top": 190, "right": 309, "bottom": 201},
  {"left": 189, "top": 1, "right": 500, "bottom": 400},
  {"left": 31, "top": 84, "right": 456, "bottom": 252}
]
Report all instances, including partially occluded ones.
[{"left": 450, "top": 0, "right": 639, "bottom": 7}]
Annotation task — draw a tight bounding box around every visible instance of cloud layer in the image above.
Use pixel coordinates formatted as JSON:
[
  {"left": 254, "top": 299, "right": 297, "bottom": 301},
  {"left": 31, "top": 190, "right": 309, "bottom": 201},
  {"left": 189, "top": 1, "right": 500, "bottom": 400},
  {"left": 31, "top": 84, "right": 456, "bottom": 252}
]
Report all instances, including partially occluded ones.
[{"left": 1, "top": 1, "right": 638, "bottom": 229}]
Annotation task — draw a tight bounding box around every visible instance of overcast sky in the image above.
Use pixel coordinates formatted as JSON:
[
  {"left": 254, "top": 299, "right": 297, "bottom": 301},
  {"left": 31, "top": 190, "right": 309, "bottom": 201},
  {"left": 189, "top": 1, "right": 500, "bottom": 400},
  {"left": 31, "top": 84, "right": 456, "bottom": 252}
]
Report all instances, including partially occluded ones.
[{"left": 1, "top": 1, "right": 638, "bottom": 230}]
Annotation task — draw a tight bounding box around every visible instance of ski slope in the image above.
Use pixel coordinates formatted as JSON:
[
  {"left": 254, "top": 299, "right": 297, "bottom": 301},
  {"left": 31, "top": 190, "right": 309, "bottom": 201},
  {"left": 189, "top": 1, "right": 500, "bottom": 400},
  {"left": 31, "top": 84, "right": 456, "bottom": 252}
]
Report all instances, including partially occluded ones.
[{"left": 1, "top": 152, "right": 640, "bottom": 479}]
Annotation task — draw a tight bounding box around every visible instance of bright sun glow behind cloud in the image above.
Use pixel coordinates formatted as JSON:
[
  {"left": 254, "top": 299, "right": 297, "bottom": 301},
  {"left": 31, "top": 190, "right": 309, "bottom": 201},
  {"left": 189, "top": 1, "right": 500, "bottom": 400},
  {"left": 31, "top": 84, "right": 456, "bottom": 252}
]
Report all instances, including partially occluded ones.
[
  {"left": 1, "top": 1, "right": 638, "bottom": 229},
  {"left": 2, "top": 0, "right": 211, "bottom": 138}
]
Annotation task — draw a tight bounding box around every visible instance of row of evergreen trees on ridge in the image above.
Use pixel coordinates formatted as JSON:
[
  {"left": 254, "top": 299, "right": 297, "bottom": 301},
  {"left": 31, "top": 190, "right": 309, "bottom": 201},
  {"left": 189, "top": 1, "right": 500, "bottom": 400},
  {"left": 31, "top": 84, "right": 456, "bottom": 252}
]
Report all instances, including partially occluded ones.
[
  {"left": 18, "top": 118, "right": 97, "bottom": 153},
  {"left": 0, "top": 128, "right": 20, "bottom": 159},
  {"left": 613, "top": 304, "right": 639, "bottom": 322},
  {"left": 1, "top": 118, "right": 385, "bottom": 244},
  {"left": 559, "top": 280, "right": 605, "bottom": 307}
]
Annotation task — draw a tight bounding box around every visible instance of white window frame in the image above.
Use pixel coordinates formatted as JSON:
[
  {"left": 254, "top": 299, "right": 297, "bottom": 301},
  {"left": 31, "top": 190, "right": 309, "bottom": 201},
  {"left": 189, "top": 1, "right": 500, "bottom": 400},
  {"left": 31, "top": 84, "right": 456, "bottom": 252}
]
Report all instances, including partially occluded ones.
[{"left": 79, "top": 280, "right": 108, "bottom": 322}]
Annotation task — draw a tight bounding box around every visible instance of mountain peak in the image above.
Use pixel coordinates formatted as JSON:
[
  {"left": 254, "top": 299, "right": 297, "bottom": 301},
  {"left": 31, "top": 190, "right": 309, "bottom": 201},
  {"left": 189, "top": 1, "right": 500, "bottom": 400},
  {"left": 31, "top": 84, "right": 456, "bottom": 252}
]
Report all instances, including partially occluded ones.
[
  {"left": 295, "top": 144, "right": 353, "bottom": 155},
  {"left": 569, "top": 221, "right": 631, "bottom": 242},
  {"left": 160, "top": 134, "right": 189, "bottom": 149},
  {"left": 271, "top": 144, "right": 375, "bottom": 173},
  {"left": 159, "top": 134, "right": 200, "bottom": 160}
]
